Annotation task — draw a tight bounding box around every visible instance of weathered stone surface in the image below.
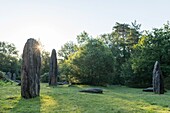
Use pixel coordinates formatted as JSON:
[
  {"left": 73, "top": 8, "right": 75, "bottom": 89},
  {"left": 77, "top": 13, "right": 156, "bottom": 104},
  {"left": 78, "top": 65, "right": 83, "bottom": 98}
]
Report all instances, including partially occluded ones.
[
  {"left": 49, "top": 49, "right": 58, "bottom": 85},
  {"left": 12, "top": 73, "right": 16, "bottom": 81},
  {"left": 21, "top": 38, "right": 41, "bottom": 99},
  {"left": 79, "top": 88, "right": 103, "bottom": 94},
  {"left": 143, "top": 87, "right": 153, "bottom": 92},
  {"left": 153, "top": 61, "right": 164, "bottom": 94},
  {"left": 7, "top": 72, "right": 11, "bottom": 79}
]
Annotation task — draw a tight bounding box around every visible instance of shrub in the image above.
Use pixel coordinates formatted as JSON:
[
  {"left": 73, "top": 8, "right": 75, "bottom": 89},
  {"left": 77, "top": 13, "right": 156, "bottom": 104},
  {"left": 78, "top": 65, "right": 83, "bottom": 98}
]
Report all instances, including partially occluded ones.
[{"left": 164, "top": 76, "right": 170, "bottom": 90}]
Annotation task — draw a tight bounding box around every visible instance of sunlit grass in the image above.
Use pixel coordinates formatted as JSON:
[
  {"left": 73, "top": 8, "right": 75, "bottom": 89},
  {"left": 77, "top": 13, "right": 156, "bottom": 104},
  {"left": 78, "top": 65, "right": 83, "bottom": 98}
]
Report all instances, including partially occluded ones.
[
  {"left": 0, "top": 83, "right": 170, "bottom": 113},
  {"left": 40, "top": 95, "right": 58, "bottom": 112}
]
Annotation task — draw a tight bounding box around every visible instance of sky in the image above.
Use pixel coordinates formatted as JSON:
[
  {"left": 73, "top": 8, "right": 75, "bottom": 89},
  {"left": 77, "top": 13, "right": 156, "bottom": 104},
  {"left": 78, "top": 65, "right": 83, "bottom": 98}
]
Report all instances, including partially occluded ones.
[{"left": 0, "top": 0, "right": 170, "bottom": 55}]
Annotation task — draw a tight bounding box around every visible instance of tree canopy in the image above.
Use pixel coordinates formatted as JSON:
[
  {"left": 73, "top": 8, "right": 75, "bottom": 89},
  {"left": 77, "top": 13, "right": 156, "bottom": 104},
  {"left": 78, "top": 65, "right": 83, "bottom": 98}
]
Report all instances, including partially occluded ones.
[
  {"left": 0, "top": 42, "right": 20, "bottom": 77},
  {"left": 58, "top": 21, "right": 170, "bottom": 89}
]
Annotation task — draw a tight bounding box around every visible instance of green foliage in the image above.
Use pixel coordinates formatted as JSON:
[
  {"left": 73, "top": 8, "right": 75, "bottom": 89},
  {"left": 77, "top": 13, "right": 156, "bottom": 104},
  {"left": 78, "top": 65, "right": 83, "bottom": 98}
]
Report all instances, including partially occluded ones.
[
  {"left": 58, "top": 41, "right": 78, "bottom": 60},
  {"left": 0, "top": 41, "right": 21, "bottom": 79},
  {"left": 59, "top": 21, "right": 170, "bottom": 88},
  {"left": 128, "top": 23, "right": 170, "bottom": 88},
  {"left": 0, "top": 42, "right": 18, "bottom": 56},
  {"left": 76, "top": 31, "right": 90, "bottom": 45},
  {"left": 100, "top": 21, "right": 141, "bottom": 85},
  {"left": 40, "top": 73, "right": 49, "bottom": 83},
  {"left": 0, "top": 84, "right": 170, "bottom": 112},
  {"left": 41, "top": 50, "right": 50, "bottom": 75},
  {"left": 164, "top": 76, "right": 170, "bottom": 89},
  {"left": 62, "top": 39, "right": 115, "bottom": 85}
]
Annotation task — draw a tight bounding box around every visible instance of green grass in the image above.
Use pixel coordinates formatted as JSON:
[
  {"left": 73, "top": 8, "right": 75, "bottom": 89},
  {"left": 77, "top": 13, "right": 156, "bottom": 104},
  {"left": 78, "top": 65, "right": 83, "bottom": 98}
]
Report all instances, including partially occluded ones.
[{"left": 0, "top": 83, "right": 170, "bottom": 113}]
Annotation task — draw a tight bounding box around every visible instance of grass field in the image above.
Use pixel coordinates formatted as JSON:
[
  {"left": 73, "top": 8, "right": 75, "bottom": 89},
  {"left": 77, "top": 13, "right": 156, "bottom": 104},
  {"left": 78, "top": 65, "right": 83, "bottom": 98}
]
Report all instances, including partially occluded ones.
[{"left": 0, "top": 83, "right": 170, "bottom": 113}]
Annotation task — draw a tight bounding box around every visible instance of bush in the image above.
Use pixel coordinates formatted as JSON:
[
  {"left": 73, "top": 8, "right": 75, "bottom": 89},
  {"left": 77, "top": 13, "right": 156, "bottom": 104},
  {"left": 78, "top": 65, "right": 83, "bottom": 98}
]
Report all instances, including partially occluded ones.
[
  {"left": 63, "top": 39, "right": 115, "bottom": 86},
  {"left": 164, "top": 76, "right": 170, "bottom": 90}
]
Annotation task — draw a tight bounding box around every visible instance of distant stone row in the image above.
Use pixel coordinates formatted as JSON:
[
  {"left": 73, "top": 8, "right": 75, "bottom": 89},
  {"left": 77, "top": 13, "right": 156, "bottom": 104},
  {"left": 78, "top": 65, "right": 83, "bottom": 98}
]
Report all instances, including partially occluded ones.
[
  {"left": 5, "top": 72, "right": 16, "bottom": 81},
  {"left": 21, "top": 38, "right": 58, "bottom": 99}
]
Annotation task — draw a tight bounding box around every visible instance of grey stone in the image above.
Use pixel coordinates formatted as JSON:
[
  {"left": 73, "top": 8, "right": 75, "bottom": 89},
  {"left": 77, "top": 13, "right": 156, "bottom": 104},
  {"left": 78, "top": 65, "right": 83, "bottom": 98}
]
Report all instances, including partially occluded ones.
[
  {"left": 153, "top": 61, "right": 164, "bottom": 94},
  {"left": 49, "top": 49, "right": 58, "bottom": 86},
  {"left": 7, "top": 72, "right": 12, "bottom": 79},
  {"left": 13, "top": 73, "right": 16, "bottom": 81},
  {"left": 21, "top": 38, "right": 41, "bottom": 99}
]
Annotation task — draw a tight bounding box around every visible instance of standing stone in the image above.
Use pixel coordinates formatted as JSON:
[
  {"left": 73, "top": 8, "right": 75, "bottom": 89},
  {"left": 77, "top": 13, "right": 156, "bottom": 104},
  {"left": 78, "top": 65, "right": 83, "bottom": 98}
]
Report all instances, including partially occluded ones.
[
  {"left": 7, "top": 72, "right": 12, "bottom": 79},
  {"left": 49, "top": 49, "right": 57, "bottom": 85},
  {"left": 21, "top": 38, "right": 41, "bottom": 99},
  {"left": 153, "top": 61, "right": 164, "bottom": 94},
  {"left": 13, "top": 73, "right": 16, "bottom": 81}
]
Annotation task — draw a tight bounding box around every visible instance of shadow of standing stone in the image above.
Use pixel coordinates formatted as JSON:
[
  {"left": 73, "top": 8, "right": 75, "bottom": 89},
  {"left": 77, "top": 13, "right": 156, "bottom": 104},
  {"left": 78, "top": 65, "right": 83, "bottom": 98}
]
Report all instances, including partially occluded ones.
[
  {"left": 21, "top": 38, "right": 41, "bottom": 99},
  {"left": 153, "top": 61, "right": 164, "bottom": 94},
  {"left": 49, "top": 49, "right": 58, "bottom": 86}
]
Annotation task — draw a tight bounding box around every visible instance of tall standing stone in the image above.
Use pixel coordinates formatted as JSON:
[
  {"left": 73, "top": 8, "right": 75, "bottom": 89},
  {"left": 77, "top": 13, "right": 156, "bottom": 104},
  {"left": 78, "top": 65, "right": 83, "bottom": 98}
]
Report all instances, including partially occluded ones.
[
  {"left": 49, "top": 49, "right": 57, "bottom": 85},
  {"left": 153, "top": 61, "right": 164, "bottom": 94},
  {"left": 21, "top": 38, "right": 41, "bottom": 99}
]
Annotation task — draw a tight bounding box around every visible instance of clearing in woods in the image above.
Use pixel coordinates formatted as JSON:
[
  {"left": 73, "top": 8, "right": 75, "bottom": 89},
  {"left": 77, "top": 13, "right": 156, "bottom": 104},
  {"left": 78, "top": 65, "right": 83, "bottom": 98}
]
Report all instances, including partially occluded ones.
[{"left": 0, "top": 83, "right": 170, "bottom": 113}]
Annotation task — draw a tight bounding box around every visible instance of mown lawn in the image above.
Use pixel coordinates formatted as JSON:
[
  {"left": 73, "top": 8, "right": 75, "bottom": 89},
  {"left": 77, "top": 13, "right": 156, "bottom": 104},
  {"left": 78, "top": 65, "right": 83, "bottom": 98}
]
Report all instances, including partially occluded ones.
[{"left": 0, "top": 83, "right": 170, "bottom": 113}]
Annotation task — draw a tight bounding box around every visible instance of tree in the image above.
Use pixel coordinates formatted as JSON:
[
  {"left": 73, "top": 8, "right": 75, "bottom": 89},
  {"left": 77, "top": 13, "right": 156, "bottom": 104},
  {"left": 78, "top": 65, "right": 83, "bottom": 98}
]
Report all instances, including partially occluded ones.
[
  {"left": 65, "top": 39, "right": 115, "bottom": 85},
  {"left": 0, "top": 41, "right": 20, "bottom": 79},
  {"left": 41, "top": 50, "right": 50, "bottom": 75},
  {"left": 100, "top": 21, "right": 141, "bottom": 85},
  {"left": 127, "top": 23, "right": 170, "bottom": 88},
  {"left": 58, "top": 41, "right": 78, "bottom": 60},
  {"left": 40, "top": 50, "right": 50, "bottom": 83},
  {"left": 76, "top": 31, "right": 90, "bottom": 45},
  {"left": 0, "top": 41, "right": 18, "bottom": 56}
]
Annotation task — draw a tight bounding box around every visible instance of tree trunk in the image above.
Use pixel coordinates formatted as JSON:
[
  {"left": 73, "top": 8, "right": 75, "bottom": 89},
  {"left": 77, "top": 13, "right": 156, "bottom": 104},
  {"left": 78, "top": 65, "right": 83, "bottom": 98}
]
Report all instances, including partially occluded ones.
[
  {"left": 21, "top": 38, "right": 41, "bottom": 99},
  {"left": 49, "top": 49, "right": 57, "bottom": 85}
]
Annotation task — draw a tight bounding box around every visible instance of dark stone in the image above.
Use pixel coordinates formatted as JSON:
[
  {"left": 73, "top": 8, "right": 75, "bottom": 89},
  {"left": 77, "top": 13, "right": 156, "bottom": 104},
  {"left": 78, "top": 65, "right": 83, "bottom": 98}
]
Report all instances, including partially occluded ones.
[
  {"left": 21, "top": 38, "right": 41, "bottom": 99},
  {"left": 49, "top": 49, "right": 58, "bottom": 86},
  {"left": 143, "top": 87, "right": 153, "bottom": 92},
  {"left": 79, "top": 88, "right": 103, "bottom": 94},
  {"left": 153, "top": 61, "right": 164, "bottom": 94}
]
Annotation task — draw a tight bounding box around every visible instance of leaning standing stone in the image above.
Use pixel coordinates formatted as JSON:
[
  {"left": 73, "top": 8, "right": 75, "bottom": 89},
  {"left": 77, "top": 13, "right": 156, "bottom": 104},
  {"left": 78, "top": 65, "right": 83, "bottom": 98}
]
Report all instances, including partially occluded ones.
[
  {"left": 153, "top": 61, "right": 164, "bottom": 94},
  {"left": 21, "top": 38, "right": 41, "bottom": 99},
  {"left": 49, "top": 49, "right": 57, "bottom": 85}
]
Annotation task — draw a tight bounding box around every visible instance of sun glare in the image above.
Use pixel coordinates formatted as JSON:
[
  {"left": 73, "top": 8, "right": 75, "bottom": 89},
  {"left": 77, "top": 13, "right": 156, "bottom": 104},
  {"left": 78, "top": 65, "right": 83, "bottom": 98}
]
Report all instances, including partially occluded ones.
[
  {"left": 37, "top": 45, "right": 42, "bottom": 51},
  {"left": 34, "top": 44, "right": 43, "bottom": 53}
]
